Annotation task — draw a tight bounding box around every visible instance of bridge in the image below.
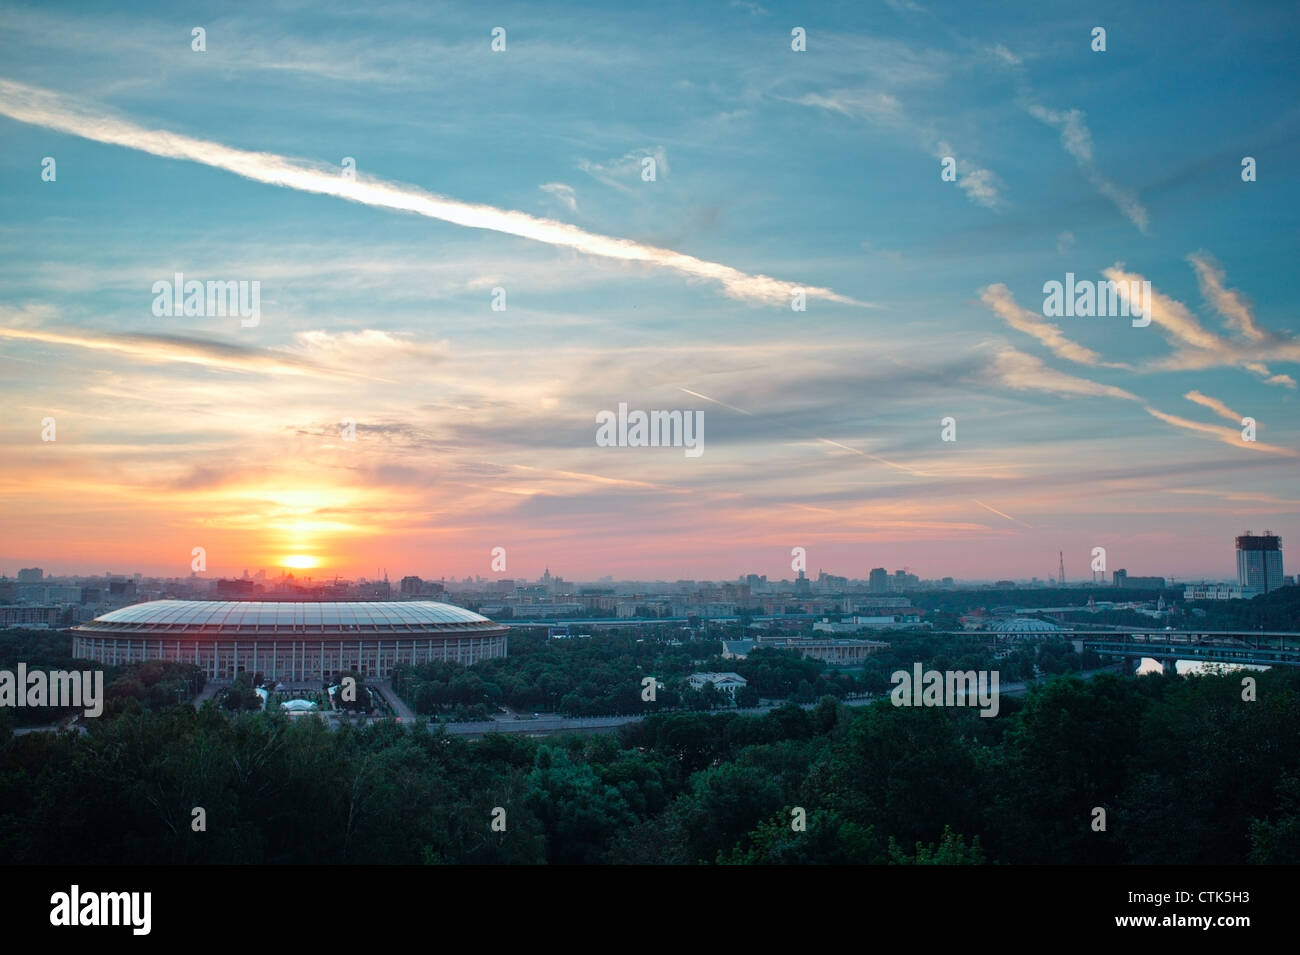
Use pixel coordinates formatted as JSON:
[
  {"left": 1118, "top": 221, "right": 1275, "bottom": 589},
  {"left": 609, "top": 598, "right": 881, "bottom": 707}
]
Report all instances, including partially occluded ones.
[{"left": 1077, "top": 630, "right": 1300, "bottom": 671}]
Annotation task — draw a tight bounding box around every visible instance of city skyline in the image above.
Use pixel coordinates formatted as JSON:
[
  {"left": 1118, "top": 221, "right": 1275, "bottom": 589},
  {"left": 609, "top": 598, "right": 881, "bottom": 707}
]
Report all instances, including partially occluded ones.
[
  {"left": 3, "top": 2, "right": 1298, "bottom": 583},
  {"left": 0, "top": 540, "right": 1276, "bottom": 588}
]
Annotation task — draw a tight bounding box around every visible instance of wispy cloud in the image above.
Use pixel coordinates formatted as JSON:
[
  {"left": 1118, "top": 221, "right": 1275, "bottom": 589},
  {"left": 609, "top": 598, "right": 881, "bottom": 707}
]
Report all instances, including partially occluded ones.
[
  {"left": 988, "top": 44, "right": 1021, "bottom": 66},
  {"left": 794, "top": 91, "right": 1002, "bottom": 208},
  {"left": 1103, "top": 260, "right": 1300, "bottom": 386},
  {"left": 0, "top": 326, "right": 374, "bottom": 379},
  {"left": 935, "top": 140, "right": 1004, "bottom": 208},
  {"left": 1028, "top": 105, "right": 1150, "bottom": 233},
  {"left": 793, "top": 89, "right": 902, "bottom": 122},
  {"left": 1184, "top": 390, "right": 1242, "bottom": 424},
  {"left": 984, "top": 347, "right": 1139, "bottom": 400},
  {"left": 1143, "top": 406, "right": 1298, "bottom": 457},
  {"left": 539, "top": 182, "right": 579, "bottom": 213},
  {"left": 577, "top": 147, "right": 670, "bottom": 194},
  {"left": 979, "top": 284, "right": 1124, "bottom": 368},
  {"left": 978, "top": 348, "right": 1296, "bottom": 459},
  {"left": 0, "top": 80, "right": 864, "bottom": 308},
  {"left": 1189, "top": 252, "right": 1267, "bottom": 342}
]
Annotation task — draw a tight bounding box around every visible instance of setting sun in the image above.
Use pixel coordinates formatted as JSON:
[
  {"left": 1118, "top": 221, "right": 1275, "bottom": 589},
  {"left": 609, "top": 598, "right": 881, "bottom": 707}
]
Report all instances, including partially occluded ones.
[{"left": 281, "top": 555, "right": 319, "bottom": 569}]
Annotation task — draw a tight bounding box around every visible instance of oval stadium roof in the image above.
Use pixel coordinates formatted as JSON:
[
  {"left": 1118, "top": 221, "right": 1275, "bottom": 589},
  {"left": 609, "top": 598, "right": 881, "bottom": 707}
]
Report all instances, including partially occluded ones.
[
  {"left": 990, "top": 617, "right": 1062, "bottom": 632},
  {"left": 79, "top": 599, "right": 495, "bottom": 634}
]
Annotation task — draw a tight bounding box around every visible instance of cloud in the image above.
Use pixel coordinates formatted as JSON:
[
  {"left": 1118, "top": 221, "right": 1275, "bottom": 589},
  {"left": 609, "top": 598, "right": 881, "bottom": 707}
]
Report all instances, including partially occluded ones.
[
  {"left": 979, "top": 284, "right": 1124, "bottom": 368},
  {"left": 794, "top": 89, "right": 902, "bottom": 122},
  {"left": 988, "top": 44, "right": 1021, "bottom": 66},
  {"left": 577, "top": 147, "right": 670, "bottom": 194},
  {"left": 954, "top": 164, "right": 1003, "bottom": 208},
  {"left": 1056, "top": 231, "right": 1074, "bottom": 255},
  {"left": 1188, "top": 252, "right": 1266, "bottom": 342},
  {"left": 983, "top": 347, "right": 1139, "bottom": 401},
  {"left": 286, "top": 329, "right": 451, "bottom": 365},
  {"left": 980, "top": 348, "right": 1296, "bottom": 457},
  {"left": 916, "top": 136, "right": 1004, "bottom": 209},
  {"left": 539, "top": 182, "right": 578, "bottom": 213},
  {"left": 0, "top": 325, "right": 371, "bottom": 379},
  {"left": 1028, "top": 105, "right": 1150, "bottom": 233},
  {"left": 1184, "top": 390, "right": 1242, "bottom": 424},
  {"left": 931, "top": 141, "right": 1004, "bottom": 208},
  {"left": 1143, "top": 406, "right": 1298, "bottom": 458},
  {"left": 0, "top": 80, "right": 865, "bottom": 308},
  {"left": 1103, "top": 261, "right": 1300, "bottom": 386}
]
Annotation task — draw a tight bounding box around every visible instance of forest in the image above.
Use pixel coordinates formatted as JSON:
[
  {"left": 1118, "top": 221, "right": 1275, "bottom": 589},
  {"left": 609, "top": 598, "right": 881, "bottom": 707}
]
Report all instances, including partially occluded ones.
[
  {"left": 389, "top": 629, "right": 1102, "bottom": 719},
  {"left": 1, "top": 665, "right": 1296, "bottom": 865}
]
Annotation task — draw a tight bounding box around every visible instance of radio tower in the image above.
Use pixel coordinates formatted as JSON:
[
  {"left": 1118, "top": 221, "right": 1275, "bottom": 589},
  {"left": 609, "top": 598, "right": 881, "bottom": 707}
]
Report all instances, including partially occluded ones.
[{"left": 1058, "top": 551, "right": 1066, "bottom": 586}]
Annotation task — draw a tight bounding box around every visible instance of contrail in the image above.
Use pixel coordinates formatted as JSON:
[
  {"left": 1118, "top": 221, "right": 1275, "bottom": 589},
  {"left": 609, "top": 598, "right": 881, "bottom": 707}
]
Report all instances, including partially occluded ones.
[
  {"left": 0, "top": 79, "right": 869, "bottom": 308},
  {"left": 971, "top": 498, "right": 1034, "bottom": 528}
]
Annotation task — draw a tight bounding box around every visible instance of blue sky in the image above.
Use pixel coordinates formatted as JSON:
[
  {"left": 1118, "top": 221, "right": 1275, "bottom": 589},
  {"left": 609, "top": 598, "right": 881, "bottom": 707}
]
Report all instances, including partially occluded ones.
[{"left": 1, "top": 0, "right": 1297, "bottom": 582}]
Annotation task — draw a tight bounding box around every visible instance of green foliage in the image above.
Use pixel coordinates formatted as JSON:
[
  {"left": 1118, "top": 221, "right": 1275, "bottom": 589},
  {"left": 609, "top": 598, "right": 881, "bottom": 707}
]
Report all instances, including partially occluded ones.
[
  {"left": 1249, "top": 771, "right": 1300, "bottom": 863},
  {"left": 221, "top": 673, "right": 262, "bottom": 712},
  {"left": 721, "top": 809, "right": 884, "bottom": 864},
  {"left": 1185, "top": 584, "right": 1300, "bottom": 631},
  {"left": 888, "top": 825, "right": 986, "bottom": 864},
  {"left": 0, "top": 663, "right": 1296, "bottom": 865}
]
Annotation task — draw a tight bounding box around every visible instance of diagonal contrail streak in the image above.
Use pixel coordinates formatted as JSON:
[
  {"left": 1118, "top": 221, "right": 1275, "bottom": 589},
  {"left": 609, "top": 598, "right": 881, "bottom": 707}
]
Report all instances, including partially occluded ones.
[{"left": 0, "top": 79, "right": 870, "bottom": 308}]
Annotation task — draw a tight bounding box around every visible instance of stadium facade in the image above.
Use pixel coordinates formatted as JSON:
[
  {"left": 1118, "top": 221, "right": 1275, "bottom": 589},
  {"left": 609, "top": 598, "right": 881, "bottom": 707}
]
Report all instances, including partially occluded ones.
[{"left": 71, "top": 600, "right": 508, "bottom": 681}]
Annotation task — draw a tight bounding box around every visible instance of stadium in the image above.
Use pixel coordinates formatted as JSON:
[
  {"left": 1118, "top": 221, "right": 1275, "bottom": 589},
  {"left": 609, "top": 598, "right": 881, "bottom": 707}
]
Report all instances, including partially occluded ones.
[{"left": 71, "top": 600, "right": 508, "bottom": 681}]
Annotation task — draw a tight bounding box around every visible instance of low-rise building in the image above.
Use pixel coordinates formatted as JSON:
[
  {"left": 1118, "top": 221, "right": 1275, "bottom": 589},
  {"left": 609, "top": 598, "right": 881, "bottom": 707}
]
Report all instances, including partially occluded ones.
[
  {"left": 759, "top": 636, "right": 888, "bottom": 665},
  {"left": 1184, "top": 584, "right": 1254, "bottom": 601},
  {"left": 687, "top": 672, "right": 748, "bottom": 696},
  {"left": 721, "top": 639, "right": 756, "bottom": 660},
  {"left": 0, "top": 605, "right": 60, "bottom": 628}
]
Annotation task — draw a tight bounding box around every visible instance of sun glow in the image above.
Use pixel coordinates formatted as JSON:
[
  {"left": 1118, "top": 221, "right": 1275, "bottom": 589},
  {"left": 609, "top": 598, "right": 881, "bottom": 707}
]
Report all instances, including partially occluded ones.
[{"left": 282, "top": 554, "right": 319, "bottom": 569}]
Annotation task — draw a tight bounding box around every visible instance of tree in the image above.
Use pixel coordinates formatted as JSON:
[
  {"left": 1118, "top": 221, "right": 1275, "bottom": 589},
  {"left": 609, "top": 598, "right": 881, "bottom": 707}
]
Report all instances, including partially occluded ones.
[
  {"left": 723, "top": 809, "right": 883, "bottom": 865},
  {"left": 888, "top": 825, "right": 986, "bottom": 865},
  {"left": 525, "top": 747, "right": 634, "bottom": 864},
  {"left": 735, "top": 684, "right": 761, "bottom": 708}
]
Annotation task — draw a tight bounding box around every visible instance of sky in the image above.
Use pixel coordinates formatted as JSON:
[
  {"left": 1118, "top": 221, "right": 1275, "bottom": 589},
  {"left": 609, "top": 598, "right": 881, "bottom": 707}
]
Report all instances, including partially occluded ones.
[{"left": 1, "top": 0, "right": 1298, "bottom": 584}]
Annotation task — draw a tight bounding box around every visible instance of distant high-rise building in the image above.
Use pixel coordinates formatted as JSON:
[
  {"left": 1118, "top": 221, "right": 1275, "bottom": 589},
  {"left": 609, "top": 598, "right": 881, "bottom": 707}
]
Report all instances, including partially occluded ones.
[
  {"left": 868, "top": 568, "right": 888, "bottom": 593},
  {"left": 16, "top": 568, "right": 43, "bottom": 582},
  {"left": 1237, "top": 532, "right": 1284, "bottom": 593}
]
